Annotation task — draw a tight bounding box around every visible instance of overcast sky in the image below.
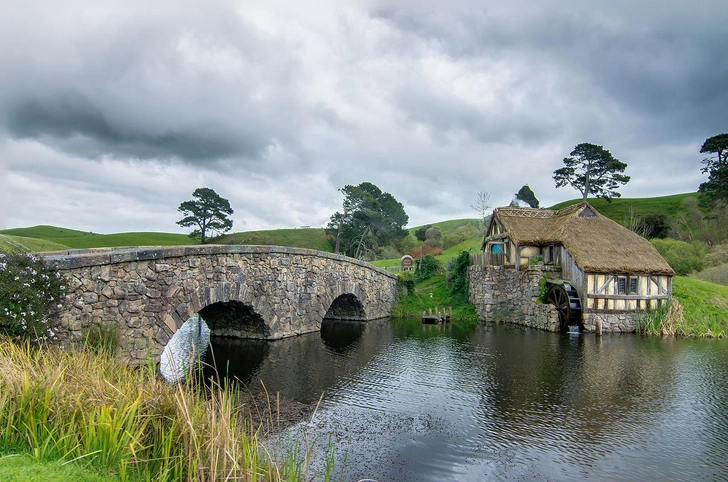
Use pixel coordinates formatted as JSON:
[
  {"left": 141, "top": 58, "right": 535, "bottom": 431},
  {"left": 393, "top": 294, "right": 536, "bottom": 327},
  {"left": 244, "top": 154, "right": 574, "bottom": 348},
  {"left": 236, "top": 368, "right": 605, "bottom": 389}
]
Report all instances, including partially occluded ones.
[{"left": 1, "top": 0, "right": 726, "bottom": 234}]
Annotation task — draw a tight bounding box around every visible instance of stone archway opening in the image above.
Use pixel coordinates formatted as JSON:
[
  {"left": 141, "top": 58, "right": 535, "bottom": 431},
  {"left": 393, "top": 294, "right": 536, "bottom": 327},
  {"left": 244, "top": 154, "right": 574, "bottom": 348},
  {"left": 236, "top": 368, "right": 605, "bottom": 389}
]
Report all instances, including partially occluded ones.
[
  {"left": 199, "top": 301, "right": 269, "bottom": 339},
  {"left": 324, "top": 293, "right": 366, "bottom": 321}
]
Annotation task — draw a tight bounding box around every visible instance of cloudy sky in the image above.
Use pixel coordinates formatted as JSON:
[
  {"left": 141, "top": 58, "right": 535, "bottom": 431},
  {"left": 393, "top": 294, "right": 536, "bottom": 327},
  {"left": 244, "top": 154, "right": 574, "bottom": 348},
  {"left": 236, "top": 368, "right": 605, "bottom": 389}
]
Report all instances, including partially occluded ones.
[{"left": 1, "top": 0, "right": 726, "bottom": 234}]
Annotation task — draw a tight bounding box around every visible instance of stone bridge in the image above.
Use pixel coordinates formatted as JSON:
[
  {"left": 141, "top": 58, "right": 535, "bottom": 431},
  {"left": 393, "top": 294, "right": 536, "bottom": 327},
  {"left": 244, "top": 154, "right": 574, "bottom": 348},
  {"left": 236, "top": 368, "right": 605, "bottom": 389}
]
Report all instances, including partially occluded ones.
[{"left": 42, "top": 245, "right": 398, "bottom": 362}]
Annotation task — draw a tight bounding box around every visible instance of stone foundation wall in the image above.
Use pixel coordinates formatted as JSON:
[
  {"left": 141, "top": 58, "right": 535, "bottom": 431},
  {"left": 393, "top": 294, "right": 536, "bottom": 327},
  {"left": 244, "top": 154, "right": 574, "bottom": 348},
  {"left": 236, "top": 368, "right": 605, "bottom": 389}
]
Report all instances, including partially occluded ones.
[
  {"left": 43, "top": 245, "right": 398, "bottom": 362},
  {"left": 584, "top": 312, "right": 643, "bottom": 333},
  {"left": 468, "top": 265, "right": 560, "bottom": 331}
]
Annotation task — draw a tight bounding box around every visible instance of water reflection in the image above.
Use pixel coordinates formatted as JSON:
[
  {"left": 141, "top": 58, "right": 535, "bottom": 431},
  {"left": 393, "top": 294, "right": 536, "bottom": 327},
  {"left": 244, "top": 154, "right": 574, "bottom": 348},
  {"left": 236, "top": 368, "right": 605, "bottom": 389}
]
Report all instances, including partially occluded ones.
[{"left": 206, "top": 319, "right": 728, "bottom": 481}]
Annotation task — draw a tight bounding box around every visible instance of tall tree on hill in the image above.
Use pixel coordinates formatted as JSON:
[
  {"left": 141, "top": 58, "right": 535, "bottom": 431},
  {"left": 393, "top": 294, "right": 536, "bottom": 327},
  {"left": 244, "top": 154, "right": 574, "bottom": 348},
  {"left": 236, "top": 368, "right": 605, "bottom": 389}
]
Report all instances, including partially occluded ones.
[
  {"left": 698, "top": 133, "right": 728, "bottom": 202},
  {"left": 553, "top": 143, "right": 630, "bottom": 203},
  {"left": 177, "top": 187, "right": 234, "bottom": 244},
  {"left": 514, "top": 184, "right": 540, "bottom": 208},
  {"left": 326, "top": 182, "right": 409, "bottom": 259}
]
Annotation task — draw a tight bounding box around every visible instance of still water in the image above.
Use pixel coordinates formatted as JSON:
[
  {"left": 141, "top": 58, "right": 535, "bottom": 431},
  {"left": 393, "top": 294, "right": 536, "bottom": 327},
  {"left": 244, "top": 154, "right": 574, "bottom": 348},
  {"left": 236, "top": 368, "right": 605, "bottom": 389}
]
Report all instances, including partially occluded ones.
[{"left": 205, "top": 318, "right": 728, "bottom": 481}]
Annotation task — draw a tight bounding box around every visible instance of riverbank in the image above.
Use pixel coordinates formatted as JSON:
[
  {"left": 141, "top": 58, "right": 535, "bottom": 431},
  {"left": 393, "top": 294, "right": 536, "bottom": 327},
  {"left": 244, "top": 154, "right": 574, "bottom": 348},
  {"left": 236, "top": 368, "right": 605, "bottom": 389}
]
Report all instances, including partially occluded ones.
[
  {"left": 0, "top": 340, "right": 323, "bottom": 482},
  {"left": 641, "top": 276, "right": 728, "bottom": 338},
  {"left": 391, "top": 272, "right": 479, "bottom": 324}
]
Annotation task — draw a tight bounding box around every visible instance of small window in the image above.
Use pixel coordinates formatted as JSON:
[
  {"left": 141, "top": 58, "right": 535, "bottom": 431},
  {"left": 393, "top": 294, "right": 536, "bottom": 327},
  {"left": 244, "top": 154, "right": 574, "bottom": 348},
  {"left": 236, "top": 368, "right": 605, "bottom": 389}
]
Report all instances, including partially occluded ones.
[
  {"left": 617, "top": 276, "right": 639, "bottom": 295},
  {"left": 629, "top": 278, "right": 639, "bottom": 295},
  {"left": 617, "top": 277, "right": 626, "bottom": 294}
]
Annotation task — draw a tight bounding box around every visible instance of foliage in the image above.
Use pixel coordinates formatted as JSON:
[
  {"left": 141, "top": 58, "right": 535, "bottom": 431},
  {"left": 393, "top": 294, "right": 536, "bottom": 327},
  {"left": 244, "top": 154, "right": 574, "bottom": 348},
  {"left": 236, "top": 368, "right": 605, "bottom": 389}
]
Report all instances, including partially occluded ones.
[
  {"left": 177, "top": 187, "right": 234, "bottom": 244},
  {"left": 81, "top": 323, "right": 120, "bottom": 356},
  {"left": 390, "top": 273, "right": 478, "bottom": 321},
  {"left": 641, "top": 277, "right": 728, "bottom": 338},
  {"left": 424, "top": 226, "right": 443, "bottom": 248},
  {"left": 553, "top": 142, "right": 630, "bottom": 202},
  {"left": 0, "top": 341, "right": 327, "bottom": 481},
  {"left": 514, "top": 184, "right": 539, "bottom": 208},
  {"left": 651, "top": 238, "right": 706, "bottom": 275},
  {"left": 442, "top": 224, "right": 479, "bottom": 250},
  {"left": 529, "top": 255, "right": 544, "bottom": 265},
  {"left": 408, "top": 245, "right": 443, "bottom": 259},
  {"left": 642, "top": 213, "right": 671, "bottom": 239},
  {"left": 446, "top": 251, "right": 470, "bottom": 300},
  {"left": 326, "top": 182, "right": 409, "bottom": 259},
  {"left": 415, "top": 255, "right": 441, "bottom": 282},
  {"left": 693, "top": 264, "right": 728, "bottom": 286},
  {"left": 414, "top": 225, "right": 430, "bottom": 242},
  {"left": 396, "top": 271, "right": 416, "bottom": 298},
  {"left": 704, "top": 244, "right": 728, "bottom": 267},
  {"left": 470, "top": 190, "right": 491, "bottom": 236},
  {"left": 0, "top": 253, "right": 65, "bottom": 341},
  {"left": 698, "top": 133, "right": 728, "bottom": 202}
]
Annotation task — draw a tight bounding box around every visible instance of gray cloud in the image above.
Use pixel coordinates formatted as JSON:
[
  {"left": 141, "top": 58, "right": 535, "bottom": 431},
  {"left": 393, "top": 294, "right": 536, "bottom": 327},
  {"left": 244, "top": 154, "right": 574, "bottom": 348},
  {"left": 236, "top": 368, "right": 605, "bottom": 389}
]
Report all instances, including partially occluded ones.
[{"left": 1, "top": 1, "right": 725, "bottom": 234}]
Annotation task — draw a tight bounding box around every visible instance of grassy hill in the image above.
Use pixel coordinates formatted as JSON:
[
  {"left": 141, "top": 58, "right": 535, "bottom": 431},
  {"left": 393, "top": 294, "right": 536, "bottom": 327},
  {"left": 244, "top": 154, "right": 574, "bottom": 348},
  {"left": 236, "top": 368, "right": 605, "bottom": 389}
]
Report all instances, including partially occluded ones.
[
  {"left": 549, "top": 192, "right": 700, "bottom": 222},
  {"left": 216, "top": 228, "right": 332, "bottom": 252},
  {"left": 0, "top": 226, "right": 196, "bottom": 251},
  {"left": 0, "top": 193, "right": 701, "bottom": 255}
]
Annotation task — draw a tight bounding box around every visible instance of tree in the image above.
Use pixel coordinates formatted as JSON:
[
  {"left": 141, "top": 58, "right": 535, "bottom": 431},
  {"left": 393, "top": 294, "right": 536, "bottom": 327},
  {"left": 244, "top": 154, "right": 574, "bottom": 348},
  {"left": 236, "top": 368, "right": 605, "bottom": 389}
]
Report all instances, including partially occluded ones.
[
  {"left": 514, "top": 184, "right": 539, "bottom": 208},
  {"left": 177, "top": 187, "right": 234, "bottom": 244},
  {"left": 470, "top": 190, "right": 491, "bottom": 236},
  {"left": 326, "top": 182, "right": 409, "bottom": 259},
  {"left": 698, "top": 133, "right": 728, "bottom": 202},
  {"left": 553, "top": 143, "right": 630, "bottom": 203},
  {"left": 424, "top": 226, "right": 442, "bottom": 248},
  {"left": 414, "top": 225, "right": 431, "bottom": 242}
]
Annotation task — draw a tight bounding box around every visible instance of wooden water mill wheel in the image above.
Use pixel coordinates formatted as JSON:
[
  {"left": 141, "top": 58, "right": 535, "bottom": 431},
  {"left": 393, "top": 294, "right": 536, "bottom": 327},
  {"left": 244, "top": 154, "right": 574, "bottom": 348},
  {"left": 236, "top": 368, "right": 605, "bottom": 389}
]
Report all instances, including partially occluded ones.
[{"left": 545, "top": 281, "right": 582, "bottom": 332}]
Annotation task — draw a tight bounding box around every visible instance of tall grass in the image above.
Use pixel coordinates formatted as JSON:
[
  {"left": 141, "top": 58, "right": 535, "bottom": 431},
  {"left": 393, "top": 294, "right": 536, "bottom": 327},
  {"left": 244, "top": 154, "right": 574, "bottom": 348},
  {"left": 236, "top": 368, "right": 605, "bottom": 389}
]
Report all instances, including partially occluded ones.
[
  {"left": 639, "top": 276, "right": 728, "bottom": 338},
  {"left": 0, "top": 340, "right": 320, "bottom": 481}
]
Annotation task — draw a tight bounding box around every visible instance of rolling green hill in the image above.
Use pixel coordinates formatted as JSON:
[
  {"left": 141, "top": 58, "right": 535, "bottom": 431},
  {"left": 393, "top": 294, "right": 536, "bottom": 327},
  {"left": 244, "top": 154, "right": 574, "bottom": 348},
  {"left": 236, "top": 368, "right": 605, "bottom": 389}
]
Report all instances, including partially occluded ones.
[
  {"left": 217, "top": 228, "right": 333, "bottom": 252},
  {"left": 549, "top": 192, "right": 700, "bottom": 221},
  {"left": 0, "top": 193, "right": 703, "bottom": 255}
]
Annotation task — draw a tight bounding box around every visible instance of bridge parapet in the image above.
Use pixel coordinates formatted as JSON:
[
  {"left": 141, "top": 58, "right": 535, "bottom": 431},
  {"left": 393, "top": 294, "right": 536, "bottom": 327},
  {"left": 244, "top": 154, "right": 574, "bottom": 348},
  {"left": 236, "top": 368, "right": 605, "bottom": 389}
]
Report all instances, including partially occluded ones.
[{"left": 43, "top": 245, "right": 398, "bottom": 363}]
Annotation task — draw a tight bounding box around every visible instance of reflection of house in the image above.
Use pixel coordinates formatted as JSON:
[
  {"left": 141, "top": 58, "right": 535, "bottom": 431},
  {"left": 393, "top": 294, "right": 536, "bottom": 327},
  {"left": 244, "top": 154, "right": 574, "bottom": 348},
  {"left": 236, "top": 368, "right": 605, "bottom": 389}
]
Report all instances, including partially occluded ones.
[{"left": 479, "top": 202, "right": 675, "bottom": 332}]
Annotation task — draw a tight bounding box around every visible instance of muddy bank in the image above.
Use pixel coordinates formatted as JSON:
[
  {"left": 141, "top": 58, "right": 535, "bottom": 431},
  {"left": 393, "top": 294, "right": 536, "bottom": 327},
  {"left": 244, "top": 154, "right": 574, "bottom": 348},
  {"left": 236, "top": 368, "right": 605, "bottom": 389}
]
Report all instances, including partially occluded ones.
[{"left": 235, "top": 389, "right": 319, "bottom": 434}]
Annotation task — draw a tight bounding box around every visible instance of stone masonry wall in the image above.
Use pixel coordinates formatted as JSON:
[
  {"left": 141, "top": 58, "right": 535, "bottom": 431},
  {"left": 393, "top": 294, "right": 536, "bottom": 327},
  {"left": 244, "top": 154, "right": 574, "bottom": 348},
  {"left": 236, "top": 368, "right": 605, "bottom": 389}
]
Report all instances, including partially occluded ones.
[
  {"left": 468, "top": 265, "right": 560, "bottom": 331},
  {"left": 584, "top": 312, "right": 643, "bottom": 334},
  {"left": 43, "top": 245, "right": 398, "bottom": 363}
]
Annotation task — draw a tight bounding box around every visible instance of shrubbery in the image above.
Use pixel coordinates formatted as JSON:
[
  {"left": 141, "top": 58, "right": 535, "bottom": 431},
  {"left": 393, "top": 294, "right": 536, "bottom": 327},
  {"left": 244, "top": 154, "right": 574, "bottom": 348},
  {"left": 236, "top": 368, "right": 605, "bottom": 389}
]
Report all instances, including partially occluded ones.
[
  {"left": 651, "top": 238, "right": 706, "bottom": 276},
  {"left": 415, "top": 255, "right": 441, "bottom": 281},
  {"left": 446, "top": 251, "right": 470, "bottom": 300},
  {"left": 0, "top": 253, "right": 65, "bottom": 341}
]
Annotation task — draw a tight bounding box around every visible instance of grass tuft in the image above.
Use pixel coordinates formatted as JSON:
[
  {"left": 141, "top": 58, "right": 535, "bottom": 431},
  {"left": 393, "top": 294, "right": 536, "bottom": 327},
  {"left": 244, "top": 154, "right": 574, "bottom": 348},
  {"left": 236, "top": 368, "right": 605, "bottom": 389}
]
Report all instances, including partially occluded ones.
[{"left": 0, "top": 340, "right": 322, "bottom": 481}]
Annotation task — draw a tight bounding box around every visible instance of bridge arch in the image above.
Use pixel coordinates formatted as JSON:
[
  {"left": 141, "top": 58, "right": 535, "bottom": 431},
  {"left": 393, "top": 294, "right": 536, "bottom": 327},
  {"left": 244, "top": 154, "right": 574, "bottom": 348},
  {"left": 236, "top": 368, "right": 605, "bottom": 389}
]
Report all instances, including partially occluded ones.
[{"left": 43, "top": 245, "right": 398, "bottom": 364}]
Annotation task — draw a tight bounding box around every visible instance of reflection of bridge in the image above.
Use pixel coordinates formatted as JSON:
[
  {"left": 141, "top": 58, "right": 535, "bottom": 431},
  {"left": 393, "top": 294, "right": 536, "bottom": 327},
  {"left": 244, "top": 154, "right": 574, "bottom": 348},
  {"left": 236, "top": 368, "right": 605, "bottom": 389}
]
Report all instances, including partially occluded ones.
[{"left": 43, "top": 246, "right": 398, "bottom": 362}]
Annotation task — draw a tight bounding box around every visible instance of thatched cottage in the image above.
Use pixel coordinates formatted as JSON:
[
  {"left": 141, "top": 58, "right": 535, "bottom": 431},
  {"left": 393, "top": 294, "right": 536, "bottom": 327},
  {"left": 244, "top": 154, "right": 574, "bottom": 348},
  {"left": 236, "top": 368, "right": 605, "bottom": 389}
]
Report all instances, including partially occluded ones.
[{"left": 479, "top": 202, "right": 675, "bottom": 332}]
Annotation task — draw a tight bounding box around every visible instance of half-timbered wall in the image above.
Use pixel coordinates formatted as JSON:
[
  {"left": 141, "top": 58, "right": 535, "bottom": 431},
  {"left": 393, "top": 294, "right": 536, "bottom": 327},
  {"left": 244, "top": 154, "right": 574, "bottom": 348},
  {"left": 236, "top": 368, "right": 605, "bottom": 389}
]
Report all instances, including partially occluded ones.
[{"left": 585, "top": 273, "right": 670, "bottom": 312}]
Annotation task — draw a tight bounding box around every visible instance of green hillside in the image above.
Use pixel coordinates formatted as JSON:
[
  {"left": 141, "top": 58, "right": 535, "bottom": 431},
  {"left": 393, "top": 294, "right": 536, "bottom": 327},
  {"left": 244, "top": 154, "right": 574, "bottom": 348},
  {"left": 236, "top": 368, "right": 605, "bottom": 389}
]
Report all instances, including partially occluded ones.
[
  {"left": 217, "top": 228, "right": 332, "bottom": 252},
  {"left": 0, "top": 193, "right": 703, "bottom": 255},
  {"left": 0, "top": 225, "right": 196, "bottom": 251},
  {"left": 549, "top": 193, "right": 700, "bottom": 222}
]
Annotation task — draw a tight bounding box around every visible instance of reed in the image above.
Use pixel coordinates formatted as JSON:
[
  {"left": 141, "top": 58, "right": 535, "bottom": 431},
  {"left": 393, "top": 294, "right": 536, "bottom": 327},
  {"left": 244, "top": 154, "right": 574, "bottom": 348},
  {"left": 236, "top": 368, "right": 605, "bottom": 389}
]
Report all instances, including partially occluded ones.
[{"left": 0, "top": 339, "right": 327, "bottom": 481}]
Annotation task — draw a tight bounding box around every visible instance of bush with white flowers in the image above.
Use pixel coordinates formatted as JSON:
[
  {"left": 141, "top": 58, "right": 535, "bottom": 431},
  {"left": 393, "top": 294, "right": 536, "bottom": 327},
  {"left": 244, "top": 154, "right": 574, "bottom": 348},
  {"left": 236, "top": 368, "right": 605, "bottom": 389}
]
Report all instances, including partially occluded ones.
[{"left": 0, "top": 252, "right": 66, "bottom": 341}]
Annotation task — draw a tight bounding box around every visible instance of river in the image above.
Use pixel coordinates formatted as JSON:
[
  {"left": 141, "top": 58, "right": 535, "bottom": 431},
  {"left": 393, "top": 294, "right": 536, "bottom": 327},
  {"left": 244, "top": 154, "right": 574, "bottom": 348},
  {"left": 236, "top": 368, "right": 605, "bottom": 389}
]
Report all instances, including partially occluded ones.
[{"left": 204, "top": 318, "right": 728, "bottom": 481}]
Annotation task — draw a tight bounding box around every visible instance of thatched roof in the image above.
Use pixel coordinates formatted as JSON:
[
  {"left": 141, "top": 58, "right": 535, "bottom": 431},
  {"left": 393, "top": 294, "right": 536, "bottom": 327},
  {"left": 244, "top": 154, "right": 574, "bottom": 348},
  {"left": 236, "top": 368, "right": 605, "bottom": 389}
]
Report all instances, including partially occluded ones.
[{"left": 485, "top": 203, "right": 675, "bottom": 276}]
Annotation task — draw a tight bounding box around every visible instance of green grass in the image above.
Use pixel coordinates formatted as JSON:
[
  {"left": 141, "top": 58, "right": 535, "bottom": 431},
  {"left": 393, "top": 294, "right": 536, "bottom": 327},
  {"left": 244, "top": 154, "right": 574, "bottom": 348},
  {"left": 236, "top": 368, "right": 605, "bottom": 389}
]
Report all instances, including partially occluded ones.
[
  {"left": 548, "top": 193, "right": 700, "bottom": 223},
  {"left": 392, "top": 273, "right": 478, "bottom": 321},
  {"left": 0, "top": 340, "right": 321, "bottom": 482},
  {"left": 217, "top": 228, "right": 333, "bottom": 252},
  {"left": 0, "top": 454, "right": 118, "bottom": 482},
  {"left": 671, "top": 277, "right": 728, "bottom": 337},
  {"left": 0, "top": 226, "right": 196, "bottom": 251}
]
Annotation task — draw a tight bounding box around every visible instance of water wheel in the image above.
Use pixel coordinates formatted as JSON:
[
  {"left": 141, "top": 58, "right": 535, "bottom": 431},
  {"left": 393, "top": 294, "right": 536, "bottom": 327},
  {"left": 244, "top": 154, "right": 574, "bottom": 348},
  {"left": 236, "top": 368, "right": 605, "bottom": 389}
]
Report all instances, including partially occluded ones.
[{"left": 545, "top": 282, "right": 582, "bottom": 332}]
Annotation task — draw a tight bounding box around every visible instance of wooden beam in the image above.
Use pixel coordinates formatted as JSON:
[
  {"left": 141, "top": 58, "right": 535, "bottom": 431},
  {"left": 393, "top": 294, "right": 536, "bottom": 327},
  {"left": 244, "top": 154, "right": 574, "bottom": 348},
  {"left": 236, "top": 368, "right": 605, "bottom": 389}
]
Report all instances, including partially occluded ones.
[
  {"left": 596, "top": 275, "right": 614, "bottom": 294},
  {"left": 587, "top": 294, "right": 669, "bottom": 301}
]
